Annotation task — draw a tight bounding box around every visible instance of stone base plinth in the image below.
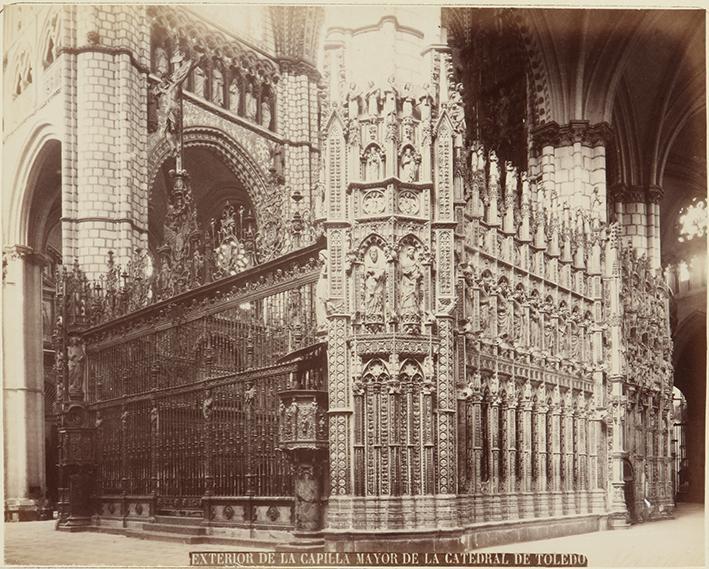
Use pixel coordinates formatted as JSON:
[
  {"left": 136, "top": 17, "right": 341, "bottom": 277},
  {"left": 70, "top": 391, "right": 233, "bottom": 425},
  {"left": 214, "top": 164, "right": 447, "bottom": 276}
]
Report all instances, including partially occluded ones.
[
  {"left": 326, "top": 494, "right": 459, "bottom": 531},
  {"left": 56, "top": 516, "right": 93, "bottom": 531},
  {"left": 608, "top": 514, "right": 631, "bottom": 529},
  {"left": 323, "top": 513, "right": 607, "bottom": 552},
  {"left": 4, "top": 498, "right": 44, "bottom": 522}
]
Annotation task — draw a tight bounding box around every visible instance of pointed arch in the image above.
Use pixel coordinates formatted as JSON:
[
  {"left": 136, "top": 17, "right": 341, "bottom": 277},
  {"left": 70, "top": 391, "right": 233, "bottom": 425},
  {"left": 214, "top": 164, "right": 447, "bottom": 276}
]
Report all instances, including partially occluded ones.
[{"left": 148, "top": 126, "right": 270, "bottom": 222}]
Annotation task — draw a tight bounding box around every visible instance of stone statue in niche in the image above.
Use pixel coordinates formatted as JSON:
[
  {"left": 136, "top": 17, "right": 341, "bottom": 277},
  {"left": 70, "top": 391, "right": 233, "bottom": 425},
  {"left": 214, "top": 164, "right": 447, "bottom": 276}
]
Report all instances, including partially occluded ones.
[
  {"left": 529, "top": 305, "right": 541, "bottom": 349},
  {"left": 364, "top": 147, "right": 382, "bottom": 181},
  {"left": 67, "top": 337, "right": 85, "bottom": 394},
  {"left": 212, "top": 67, "right": 224, "bottom": 106},
  {"left": 449, "top": 83, "right": 466, "bottom": 131},
  {"left": 269, "top": 143, "right": 285, "bottom": 181},
  {"left": 418, "top": 84, "right": 432, "bottom": 121},
  {"left": 384, "top": 76, "right": 397, "bottom": 116},
  {"left": 523, "top": 380, "right": 533, "bottom": 401},
  {"left": 584, "top": 322, "right": 593, "bottom": 363},
  {"left": 478, "top": 273, "right": 493, "bottom": 335},
  {"left": 363, "top": 247, "right": 386, "bottom": 322},
  {"left": 400, "top": 147, "right": 418, "bottom": 182},
  {"left": 422, "top": 355, "right": 435, "bottom": 380},
  {"left": 366, "top": 81, "right": 380, "bottom": 116},
  {"left": 544, "top": 313, "right": 556, "bottom": 355},
  {"left": 559, "top": 320, "right": 570, "bottom": 358},
  {"left": 228, "top": 78, "right": 240, "bottom": 114},
  {"left": 512, "top": 294, "right": 525, "bottom": 346},
  {"left": 154, "top": 46, "right": 169, "bottom": 78},
  {"left": 347, "top": 82, "right": 361, "bottom": 120},
  {"left": 399, "top": 245, "right": 423, "bottom": 316},
  {"left": 156, "top": 256, "right": 174, "bottom": 300},
  {"left": 245, "top": 81, "right": 258, "bottom": 121},
  {"left": 569, "top": 320, "right": 580, "bottom": 360},
  {"left": 496, "top": 282, "right": 511, "bottom": 341},
  {"left": 193, "top": 65, "right": 206, "bottom": 98},
  {"left": 294, "top": 463, "right": 321, "bottom": 531},
  {"left": 315, "top": 250, "right": 329, "bottom": 332},
  {"left": 402, "top": 83, "right": 414, "bottom": 117},
  {"left": 261, "top": 96, "right": 272, "bottom": 129}
]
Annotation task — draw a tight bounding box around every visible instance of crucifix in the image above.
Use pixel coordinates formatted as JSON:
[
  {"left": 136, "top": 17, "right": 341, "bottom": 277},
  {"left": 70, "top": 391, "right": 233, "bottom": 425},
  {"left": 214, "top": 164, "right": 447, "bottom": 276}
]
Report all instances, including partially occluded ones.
[{"left": 152, "top": 46, "right": 198, "bottom": 171}]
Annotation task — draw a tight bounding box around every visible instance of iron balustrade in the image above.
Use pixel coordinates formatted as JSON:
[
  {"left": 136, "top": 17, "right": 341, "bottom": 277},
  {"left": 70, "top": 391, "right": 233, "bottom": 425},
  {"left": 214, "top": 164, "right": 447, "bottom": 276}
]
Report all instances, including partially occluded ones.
[{"left": 55, "top": 242, "right": 324, "bottom": 523}]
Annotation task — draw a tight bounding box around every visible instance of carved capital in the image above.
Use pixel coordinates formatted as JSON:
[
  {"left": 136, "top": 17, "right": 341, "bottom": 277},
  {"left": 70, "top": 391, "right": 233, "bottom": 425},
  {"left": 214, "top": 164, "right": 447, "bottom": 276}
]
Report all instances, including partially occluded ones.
[
  {"left": 531, "top": 121, "right": 612, "bottom": 152},
  {"left": 647, "top": 185, "right": 664, "bottom": 204}
]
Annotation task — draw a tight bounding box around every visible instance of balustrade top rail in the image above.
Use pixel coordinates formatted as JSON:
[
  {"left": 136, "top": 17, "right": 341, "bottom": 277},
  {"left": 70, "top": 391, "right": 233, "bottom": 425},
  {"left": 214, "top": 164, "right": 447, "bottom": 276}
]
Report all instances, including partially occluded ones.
[
  {"left": 88, "top": 360, "right": 300, "bottom": 408},
  {"left": 66, "top": 240, "right": 323, "bottom": 341}
]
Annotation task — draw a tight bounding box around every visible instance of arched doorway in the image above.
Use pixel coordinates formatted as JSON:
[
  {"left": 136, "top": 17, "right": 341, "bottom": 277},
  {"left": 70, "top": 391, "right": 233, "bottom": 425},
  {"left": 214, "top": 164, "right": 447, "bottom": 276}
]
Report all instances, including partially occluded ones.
[
  {"left": 149, "top": 146, "right": 256, "bottom": 258},
  {"left": 623, "top": 458, "right": 636, "bottom": 523},
  {"left": 147, "top": 128, "right": 280, "bottom": 286},
  {"left": 26, "top": 139, "right": 62, "bottom": 517},
  {"left": 4, "top": 137, "right": 61, "bottom": 520}
]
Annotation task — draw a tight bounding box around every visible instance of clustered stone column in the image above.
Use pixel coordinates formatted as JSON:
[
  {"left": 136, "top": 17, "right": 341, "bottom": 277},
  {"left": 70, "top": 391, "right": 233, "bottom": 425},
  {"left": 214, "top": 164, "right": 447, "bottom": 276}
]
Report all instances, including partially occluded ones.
[{"left": 2, "top": 246, "right": 48, "bottom": 520}]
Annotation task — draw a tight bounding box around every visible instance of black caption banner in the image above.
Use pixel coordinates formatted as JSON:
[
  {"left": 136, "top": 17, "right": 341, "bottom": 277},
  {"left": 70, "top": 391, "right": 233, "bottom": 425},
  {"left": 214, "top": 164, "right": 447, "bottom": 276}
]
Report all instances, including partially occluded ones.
[{"left": 190, "top": 551, "right": 588, "bottom": 568}]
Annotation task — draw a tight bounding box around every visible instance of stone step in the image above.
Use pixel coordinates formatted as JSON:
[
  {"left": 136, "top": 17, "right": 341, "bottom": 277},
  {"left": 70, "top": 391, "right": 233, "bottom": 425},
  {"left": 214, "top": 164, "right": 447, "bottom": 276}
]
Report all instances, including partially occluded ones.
[
  {"left": 199, "top": 535, "right": 280, "bottom": 549},
  {"left": 155, "top": 514, "right": 204, "bottom": 526},
  {"left": 93, "top": 524, "right": 281, "bottom": 549},
  {"left": 142, "top": 522, "right": 206, "bottom": 535},
  {"left": 123, "top": 528, "right": 206, "bottom": 545}
]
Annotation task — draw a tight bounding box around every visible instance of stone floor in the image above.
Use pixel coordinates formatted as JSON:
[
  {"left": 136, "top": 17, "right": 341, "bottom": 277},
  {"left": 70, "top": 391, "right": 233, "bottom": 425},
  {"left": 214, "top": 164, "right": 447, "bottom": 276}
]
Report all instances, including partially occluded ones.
[
  {"left": 478, "top": 503, "right": 705, "bottom": 567},
  {"left": 2, "top": 503, "right": 704, "bottom": 567}
]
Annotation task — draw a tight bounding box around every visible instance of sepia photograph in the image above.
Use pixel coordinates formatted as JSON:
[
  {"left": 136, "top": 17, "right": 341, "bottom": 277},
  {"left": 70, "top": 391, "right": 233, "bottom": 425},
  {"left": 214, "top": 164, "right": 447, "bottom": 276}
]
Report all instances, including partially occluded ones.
[{"left": 1, "top": 2, "right": 706, "bottom": 567}]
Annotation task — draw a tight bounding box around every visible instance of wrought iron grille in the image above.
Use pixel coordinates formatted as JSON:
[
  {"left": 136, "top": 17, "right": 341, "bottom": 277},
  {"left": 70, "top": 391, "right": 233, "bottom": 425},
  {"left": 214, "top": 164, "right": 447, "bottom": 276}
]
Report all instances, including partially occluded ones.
[
  {"left": 86, "top": 289, "right": 316, "bottom": 404},
  {"left": 58, "top": 243, "right": 324, "bottom": 514},
  {"left": 92, "top": 364, "right": 296, "bottom": 503}
]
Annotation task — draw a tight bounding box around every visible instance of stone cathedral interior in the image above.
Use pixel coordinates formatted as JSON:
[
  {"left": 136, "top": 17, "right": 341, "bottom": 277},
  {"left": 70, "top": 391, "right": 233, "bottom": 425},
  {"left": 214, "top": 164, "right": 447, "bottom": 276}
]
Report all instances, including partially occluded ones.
[{"left": 2, "top": 4, "right": 706, "bottom": 552}]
